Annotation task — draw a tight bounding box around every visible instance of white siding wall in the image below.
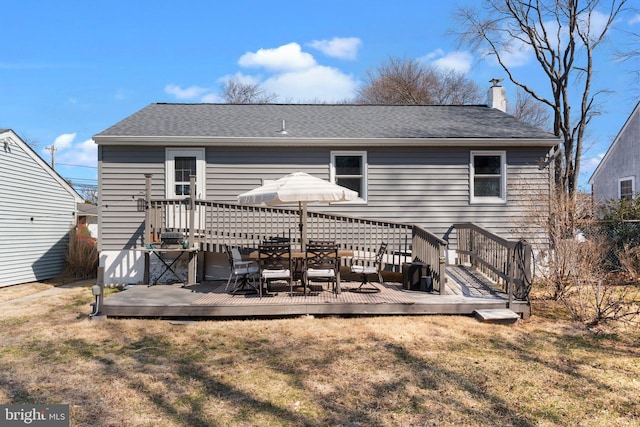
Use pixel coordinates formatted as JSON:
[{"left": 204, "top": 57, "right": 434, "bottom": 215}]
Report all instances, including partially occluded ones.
[{"left": 0, "top": 137, "right": 78, "bottom": 287}]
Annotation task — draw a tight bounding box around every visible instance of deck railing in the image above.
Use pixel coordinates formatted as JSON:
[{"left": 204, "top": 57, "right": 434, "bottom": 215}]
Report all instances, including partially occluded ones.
[
  {"left": 144, "top": 174, "right": 448, "bottom": 291},
  {"left": 147, "top": 207, "right": 450, "bottom": 290},
  {"left": 454, "top": 222, "right": 533, "bottom": 304},
  {"left": 411, "top": 226, "right": 448, "bottom": 294}
]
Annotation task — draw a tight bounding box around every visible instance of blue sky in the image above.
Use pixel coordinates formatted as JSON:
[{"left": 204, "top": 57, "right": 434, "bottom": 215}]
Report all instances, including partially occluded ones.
[{"left": 2, "top": 0, "right": 639, "bottom": 193}]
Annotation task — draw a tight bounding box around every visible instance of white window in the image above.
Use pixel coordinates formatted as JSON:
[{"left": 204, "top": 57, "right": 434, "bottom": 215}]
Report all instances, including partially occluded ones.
[
  {"left": 165, "top": 148, "right": 205, "bottom": 199},
  {"left": 330, "top": 151, "right": 367, "bottom": 202},
  {"left": 619, "top": 177, "right": 635, "bottom": 200},
  {"left": 470, "top": 151, "right": 506, "bottom": 204}
]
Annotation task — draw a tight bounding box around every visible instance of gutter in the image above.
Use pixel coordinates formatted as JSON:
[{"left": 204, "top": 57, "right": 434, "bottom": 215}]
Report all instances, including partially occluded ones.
[{"left": 93, "top": 135, "right": 560, "bottom": 148}]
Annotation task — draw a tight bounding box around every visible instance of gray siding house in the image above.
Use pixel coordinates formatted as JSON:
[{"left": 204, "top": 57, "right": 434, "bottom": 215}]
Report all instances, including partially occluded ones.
[
  {"left": 0, "top": 129, "right": 83, "bottom": 287},
  {"left": 589, "top": 101, "right": 640, "bottom": 203},
  {"left": 94, "top": 103, "right": 558, "bottom": 285}
]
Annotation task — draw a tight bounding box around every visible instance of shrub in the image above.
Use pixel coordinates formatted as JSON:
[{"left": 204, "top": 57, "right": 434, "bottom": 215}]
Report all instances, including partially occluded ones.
[
  {"left": 592, "top": 196, "right": 640, "bottom": 274},
  {"left": 563, "top": 278, "right": 640, "bottom": 326},
  {"left": 519, "top": 189, "right": 639, "bottom": 326},
  {"left": 62, "top": 228, "right": 98, "bottom": 279}
]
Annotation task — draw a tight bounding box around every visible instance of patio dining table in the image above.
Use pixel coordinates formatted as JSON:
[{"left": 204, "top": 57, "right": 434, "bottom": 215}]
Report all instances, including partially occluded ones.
[{"left": 249, "top": 249, "right": 353, "bottom": 294}]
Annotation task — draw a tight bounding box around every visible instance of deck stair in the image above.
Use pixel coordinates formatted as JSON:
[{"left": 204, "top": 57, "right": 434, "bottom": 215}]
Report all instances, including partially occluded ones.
[{"left": 474, "top": 308, "right": 520, "bottom": 324}]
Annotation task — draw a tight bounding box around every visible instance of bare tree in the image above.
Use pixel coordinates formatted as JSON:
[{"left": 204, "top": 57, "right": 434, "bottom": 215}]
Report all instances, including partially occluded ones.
[
  {"left": 511, "top": 88, "right": 552, "bottom": 130},
  {"left": 614, "top": 30, "right": 640, "bottom": 95},
  {"left": 77, "top": 184, "right": 98, "bottom": 205},
  {"left": 221, "top": 77, "right": 278, "bottom": 104},
  {"left": 455, "top": 0, "right": 629, "bottom": 197},
  {"left": 355, "top": 56, "right": 483, "bottom": 105}
]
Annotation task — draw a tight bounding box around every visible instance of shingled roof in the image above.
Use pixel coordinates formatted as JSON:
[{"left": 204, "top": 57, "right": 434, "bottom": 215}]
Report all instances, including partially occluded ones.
[{"left": 94, "top": 103, "right": 557, "bottom": 144}]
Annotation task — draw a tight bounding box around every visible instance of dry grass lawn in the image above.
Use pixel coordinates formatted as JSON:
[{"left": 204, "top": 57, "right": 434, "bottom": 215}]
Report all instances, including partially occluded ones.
[{"left": 0, "top": 280, "right": 639, "bottom": 426}]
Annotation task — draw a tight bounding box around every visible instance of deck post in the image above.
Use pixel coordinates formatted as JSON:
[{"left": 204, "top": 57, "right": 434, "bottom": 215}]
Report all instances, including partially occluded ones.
[
  {"left": 505, "top": 246, "right": 512, "bottom": 308},
  {"left": 188, "top": 175, "right": 196, "bottom": 285},
  {"left": 438, "top": 243, "right": 446, "bottom": 295},
  {"left": 508, "top": 284, "right": 514, "bottom": 308},
  {"left": 144, "top": 174, "right": 152, "bottom": 245}
]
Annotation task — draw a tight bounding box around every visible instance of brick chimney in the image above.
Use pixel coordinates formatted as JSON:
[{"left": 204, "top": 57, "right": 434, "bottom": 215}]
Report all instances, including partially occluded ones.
[{"left": 488, "top": 78, "right": 507, "bottom": 112}]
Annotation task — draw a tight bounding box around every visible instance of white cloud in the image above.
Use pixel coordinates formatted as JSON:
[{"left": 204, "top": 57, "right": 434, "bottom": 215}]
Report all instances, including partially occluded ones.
[
  {"left": 164, "top": 84, "right": 209, "bottom": 100},
  {"left": 586, "top": 152, "right": 605, "bottom": 167},
  {"left": 53, "top": 138, "right": 97, "bottom": 169},
  {"left": 578, "top": 9, "right": 610, "bottom": 41},
  {"left": 163, "top": 41, "right": 360, "bottom": 104},
  {"left": 238, "top": 43, "right": 316, "bottom": 72},
  {"left": 216, "top": 72, "right": 262, "bottom": 86},
  {"left": 580, "top": 152, "right": 605, "bottom": 177},
  {"left": 54, "top": 132, "right": 76, "bottom": 149},
  {"left": 496, "top": 38, "right": 533, "bottom": 68},
  {"left": 421, "top": 49, "right": 445, "bottom": 62},
  {"left": 309, "top": 37, "right": 361, "bottom": 60},
  {"left": 262, "top": 66, "right": 359, "bottom": 102},
  {"left": 630, "top": 14, "right": 640, "bottom": 25},
  {"left": 422, "top": 50, "right": 474, "bottom": 74},
  {"left": 201, "top": 93, "right": 223, "bottom": 103},
  {"left": 488, "top": 9, "right": 608, "bottom": 69},
  {"left": 71, "top": 139, "right": 98, "bottom": 167}
]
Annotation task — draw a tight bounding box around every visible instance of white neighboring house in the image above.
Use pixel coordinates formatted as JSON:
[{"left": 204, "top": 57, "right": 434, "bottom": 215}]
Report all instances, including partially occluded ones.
[
  {"left": 0, "top": 129, "right": 83, "bottom": 287},
  {"left": 589, "top": 101, "right": 640, "bottom": 203}
]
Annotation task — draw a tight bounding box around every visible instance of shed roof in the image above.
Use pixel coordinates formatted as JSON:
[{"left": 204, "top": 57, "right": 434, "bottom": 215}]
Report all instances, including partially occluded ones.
[
  {"left": 77, "top": 202, "right": 98, "bottom": 217},
  {"left": 95, "top": 103, "right": 558, "bottom": 145}
]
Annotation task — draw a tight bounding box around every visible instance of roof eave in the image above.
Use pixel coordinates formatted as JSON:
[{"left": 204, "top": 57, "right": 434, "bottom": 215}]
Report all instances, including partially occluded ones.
[
  {"left": 93, "top": 135, "right": 559, "bottom": 147},
  {"left": 588, "top": 101, "right": 640, "bottom": 185}
]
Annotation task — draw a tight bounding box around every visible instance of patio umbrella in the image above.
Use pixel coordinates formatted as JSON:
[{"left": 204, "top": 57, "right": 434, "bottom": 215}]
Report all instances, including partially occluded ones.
[{"left": 237, "top": 171, "right": 359, "bottom": 250}]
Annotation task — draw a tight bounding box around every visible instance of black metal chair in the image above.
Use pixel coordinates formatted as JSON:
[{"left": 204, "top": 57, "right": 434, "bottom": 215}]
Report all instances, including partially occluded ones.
[
  {"left": 257, "top": 242, "right": 293, "bottom": 296},
  {"left": 303, "top": 241, "right": 339, "bottom": 295},
  {"left": 262, "top": 236, "right": 290, "bottom": 244},
  {"left": 349, "top": 242, "right": 387, "bottom": 293}
]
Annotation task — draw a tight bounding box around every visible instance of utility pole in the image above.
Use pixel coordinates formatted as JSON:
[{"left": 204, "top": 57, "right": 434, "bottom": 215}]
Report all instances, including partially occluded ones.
[{"left": 45, "top": 144, "right": 57, "bottom": 169}]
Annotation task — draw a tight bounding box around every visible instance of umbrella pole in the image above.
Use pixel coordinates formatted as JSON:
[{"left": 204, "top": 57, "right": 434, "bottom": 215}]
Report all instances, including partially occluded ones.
[{"left": 299, "top": 201, "right": 307, "bottom": 251}]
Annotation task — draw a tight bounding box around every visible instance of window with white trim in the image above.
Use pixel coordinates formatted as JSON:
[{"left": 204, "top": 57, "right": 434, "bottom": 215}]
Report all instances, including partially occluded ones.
[
  {"left": 470, "top": 151, "right": 506, "bottom": 204},
  {"left": 619, "top": 177, "right": 635, "bottom": 200},
  {"left": 330, "top": 151, "right": 367, "bottom": 202},
  {"left": 165, "top": 148, "right": 205, "bottom": 199}
]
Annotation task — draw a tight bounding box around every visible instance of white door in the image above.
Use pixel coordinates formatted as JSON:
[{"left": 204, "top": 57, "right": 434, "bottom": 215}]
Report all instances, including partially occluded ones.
[{"left": 165, "top": 148, "right": 206, "bottom": 231}]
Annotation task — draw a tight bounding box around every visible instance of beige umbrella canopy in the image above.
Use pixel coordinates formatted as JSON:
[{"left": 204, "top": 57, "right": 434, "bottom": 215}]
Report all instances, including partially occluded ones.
[{"left": 237, "top": 171, "right": 359, "bottom": 250}]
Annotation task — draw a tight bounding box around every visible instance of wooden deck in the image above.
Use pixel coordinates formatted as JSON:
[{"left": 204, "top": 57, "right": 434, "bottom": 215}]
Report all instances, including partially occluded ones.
[{"left": 100, "top": 265, "right": 530, "bottom": 319}]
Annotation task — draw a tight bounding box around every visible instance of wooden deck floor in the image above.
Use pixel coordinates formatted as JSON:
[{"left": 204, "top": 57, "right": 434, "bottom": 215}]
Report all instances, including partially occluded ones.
[{"left": 101, "top": 265, "right": 530, "bottom": 319}]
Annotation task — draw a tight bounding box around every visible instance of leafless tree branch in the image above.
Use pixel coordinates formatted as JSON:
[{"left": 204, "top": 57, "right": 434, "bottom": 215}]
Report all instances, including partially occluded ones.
[
  {"left": 454, "top": 0, "right": 630, "bottom": 198},
  {"left": 355, "top": 56, "right": 483, "bottom": 105},
  {"left": 221, "top": 78, "right": 278, "bottom": 104}
]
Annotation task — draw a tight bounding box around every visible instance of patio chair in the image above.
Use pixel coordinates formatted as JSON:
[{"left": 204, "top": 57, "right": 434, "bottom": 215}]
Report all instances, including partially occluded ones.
[
  {"left": 308, "top": 239, "right": 337, "bottom": 246},
  {"left": 262, "top": 236, "right": 290, "bottom": 244},
  {"left": 349, "top": 242, "right": 387, "bottom": 293},
  {"left": 257, "top": 242, "right": 293, "bottom": 296},
  {"left": 303, "top": 241, "right": 339, "bottom": 295},
  {"left": 224, "top": 244, "right": 259, "bottom": 294}
]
